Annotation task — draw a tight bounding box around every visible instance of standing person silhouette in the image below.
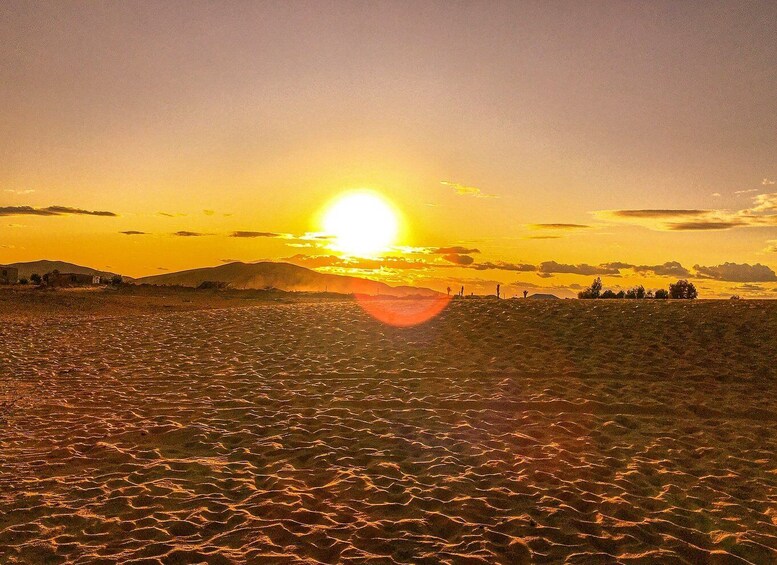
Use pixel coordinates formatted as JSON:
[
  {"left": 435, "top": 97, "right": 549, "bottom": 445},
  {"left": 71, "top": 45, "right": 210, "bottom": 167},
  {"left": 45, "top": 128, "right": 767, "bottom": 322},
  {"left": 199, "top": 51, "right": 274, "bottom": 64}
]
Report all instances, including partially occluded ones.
[
  {"left": 496, "top": 284, "right": 500, "bottom": 299},
  {"left": 460, "top": 286, "right": 464, "bottom": 297},
  {"left": 447, "top": 286, "right": 451, "bottom": 296}
]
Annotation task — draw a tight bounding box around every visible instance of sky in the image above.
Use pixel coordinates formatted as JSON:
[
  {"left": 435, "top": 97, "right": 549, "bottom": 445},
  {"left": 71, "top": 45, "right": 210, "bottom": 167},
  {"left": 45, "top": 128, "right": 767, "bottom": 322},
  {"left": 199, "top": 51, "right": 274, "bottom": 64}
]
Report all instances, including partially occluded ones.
[{"left": 1, "top": 0, "right": 776, "bottom": 297}]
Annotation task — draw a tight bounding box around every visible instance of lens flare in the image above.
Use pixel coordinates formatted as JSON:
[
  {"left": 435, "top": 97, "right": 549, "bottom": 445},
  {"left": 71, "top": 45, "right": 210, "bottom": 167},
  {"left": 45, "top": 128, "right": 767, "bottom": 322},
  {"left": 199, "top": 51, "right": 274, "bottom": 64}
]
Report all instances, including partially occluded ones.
[{"left": 355, "top": 295, "right": 452, "bottom": 327}]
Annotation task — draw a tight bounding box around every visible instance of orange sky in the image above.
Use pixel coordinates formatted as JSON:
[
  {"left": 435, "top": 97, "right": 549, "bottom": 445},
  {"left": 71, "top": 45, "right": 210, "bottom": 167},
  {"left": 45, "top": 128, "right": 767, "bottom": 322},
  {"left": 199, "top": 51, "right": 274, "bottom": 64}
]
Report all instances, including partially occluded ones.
[{"left": 1, "top": 1, "right": 776, "bottom": 297}]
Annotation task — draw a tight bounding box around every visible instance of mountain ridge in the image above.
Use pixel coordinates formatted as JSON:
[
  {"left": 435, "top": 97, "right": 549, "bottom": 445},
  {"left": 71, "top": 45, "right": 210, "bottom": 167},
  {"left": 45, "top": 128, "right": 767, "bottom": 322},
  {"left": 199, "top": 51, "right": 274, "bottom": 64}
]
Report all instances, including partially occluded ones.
[{"left": 134, "top": 261, "right": 440, "bottom": 297}]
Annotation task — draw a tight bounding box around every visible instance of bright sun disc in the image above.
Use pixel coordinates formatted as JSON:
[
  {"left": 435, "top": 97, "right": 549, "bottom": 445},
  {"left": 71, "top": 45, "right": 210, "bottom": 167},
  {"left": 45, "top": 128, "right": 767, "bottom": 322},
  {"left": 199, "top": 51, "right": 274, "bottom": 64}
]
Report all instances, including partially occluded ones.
[{"left": 323, "top": 192, "right": 399, "bottom": 256}]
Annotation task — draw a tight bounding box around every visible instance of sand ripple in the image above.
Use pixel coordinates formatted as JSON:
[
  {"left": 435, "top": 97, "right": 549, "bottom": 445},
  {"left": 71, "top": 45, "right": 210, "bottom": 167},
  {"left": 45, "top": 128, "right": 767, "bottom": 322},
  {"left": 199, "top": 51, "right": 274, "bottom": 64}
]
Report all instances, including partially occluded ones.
[{"left": 1, "top": 301, "right": 776, "bottom": 563}]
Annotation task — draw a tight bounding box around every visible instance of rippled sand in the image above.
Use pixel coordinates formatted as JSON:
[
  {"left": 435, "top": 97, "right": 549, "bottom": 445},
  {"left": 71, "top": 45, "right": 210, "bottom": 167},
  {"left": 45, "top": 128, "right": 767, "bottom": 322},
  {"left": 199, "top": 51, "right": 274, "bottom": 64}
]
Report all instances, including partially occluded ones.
[{"left": 1, "top": 300, "right": 776, "bottom": 563}]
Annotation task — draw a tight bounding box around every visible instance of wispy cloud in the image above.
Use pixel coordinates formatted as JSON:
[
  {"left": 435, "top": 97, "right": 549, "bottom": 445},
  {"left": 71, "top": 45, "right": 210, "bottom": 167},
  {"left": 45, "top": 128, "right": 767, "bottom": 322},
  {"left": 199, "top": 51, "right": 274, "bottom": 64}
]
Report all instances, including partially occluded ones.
[
  {"left": 529, "top": 223, "right": 591, "bottom": 230},
  {"left": 596, "top": 193, "right": 777, "bottom": 231},
  {"left": 120, "top": 230, "right": 148, "bottom": 235},
  {"left": 173, "top": 231, "right": 209, "bottom": 237},
  {"left": 440, "top": 181, "right": 497, "bottom": 199},
  {"left": 735, "top": 189, "right": 759, "bottom": 195},
  {"left": 442, "top": 254, "right": 475, "bottom": 265},
  {"left": 538, "top": 261, "right": 620, "bottom": 276},
  {"left": 0, "top": 205, "right": 117, "bottom": 217},
  {"left": 284, "top": 254, "right": 432, "bottom": 271},
  {"left": 601, "top": 209, "right": 707, "bottom": 219},
  {"left": 469, "top": 261, "right": 536, "bottom": 272},
  {"left": 230, "top": 231, "right": 282, "bottom": 238},
  {"left": 762, "top": 179, "right": 775, "bottom": 186},
  {"left": 3, "top": 189, "right": 36, "bottom": 195},
  {"left": 665, "top": 220, "right": 747, "bottom": 231}
]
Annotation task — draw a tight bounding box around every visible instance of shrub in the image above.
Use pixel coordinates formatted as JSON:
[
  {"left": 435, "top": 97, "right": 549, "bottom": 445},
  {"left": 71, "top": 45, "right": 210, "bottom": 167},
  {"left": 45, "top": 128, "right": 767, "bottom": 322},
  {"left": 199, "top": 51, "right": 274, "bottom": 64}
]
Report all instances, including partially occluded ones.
[
  {"left": 18, "top": 278, "right": 28, "bottom": 285},
  {"left": 654, "top": 289, "right": 669, "bottom": 299},
  {"left": 600, "top": 289, "right": 617, "bottom": 299},
  {"left": 30, "top": 273, "right": 41, "bottom": 285}
]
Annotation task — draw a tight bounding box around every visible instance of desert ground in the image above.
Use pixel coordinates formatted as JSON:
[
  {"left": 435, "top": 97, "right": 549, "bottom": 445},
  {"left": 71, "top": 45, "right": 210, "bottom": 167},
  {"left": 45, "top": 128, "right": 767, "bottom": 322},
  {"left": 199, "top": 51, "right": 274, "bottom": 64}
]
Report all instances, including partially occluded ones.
[{"left": 1, "top": 293, "right": 776, "bottom": 563}]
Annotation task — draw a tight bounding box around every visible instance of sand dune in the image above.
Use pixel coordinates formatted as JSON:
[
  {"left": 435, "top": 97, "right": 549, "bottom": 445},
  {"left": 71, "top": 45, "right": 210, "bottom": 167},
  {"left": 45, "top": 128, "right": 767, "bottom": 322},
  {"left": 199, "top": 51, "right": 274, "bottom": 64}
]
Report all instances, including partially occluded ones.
[{"left": 1, "top": 300, "right": 776, "bottom": 563}]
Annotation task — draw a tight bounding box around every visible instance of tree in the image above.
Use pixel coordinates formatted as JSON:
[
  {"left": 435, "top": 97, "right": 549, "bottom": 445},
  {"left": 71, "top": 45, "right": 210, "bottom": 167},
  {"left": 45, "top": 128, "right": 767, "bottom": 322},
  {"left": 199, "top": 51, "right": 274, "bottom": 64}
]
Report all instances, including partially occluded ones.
[
  {"left": 646, "top": 290, "right": 654, "bottom": 299},
  {"left": 654, "top": 289, "right": 669, "bottom": 299},
  {"left": 578, "top": 277, "right": 603, "bottom": 299},
  {"left": 30, "top": 273, "right": 41, "bottom": 285},
  {"left": 601, "top": 289, "right": 617, "bottom": 299},
  {"left": 110, "top": 275, "right": 123, "bottom": 286},
  {"left": 669, "top": 279, "right": 697, "bottom": 299},
  {"left": 616, "top": 290, "right": 625, "bottom": 299},
  {"left": 18, "top": 278, "right": 28, "bottom": 285}
]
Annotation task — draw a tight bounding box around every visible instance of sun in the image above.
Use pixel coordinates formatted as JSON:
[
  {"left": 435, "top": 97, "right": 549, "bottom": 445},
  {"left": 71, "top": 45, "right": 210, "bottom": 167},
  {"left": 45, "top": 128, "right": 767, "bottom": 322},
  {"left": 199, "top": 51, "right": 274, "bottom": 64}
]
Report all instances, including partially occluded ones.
[{"left": 322, "top": 191, "right": 399, "bottom": 257}]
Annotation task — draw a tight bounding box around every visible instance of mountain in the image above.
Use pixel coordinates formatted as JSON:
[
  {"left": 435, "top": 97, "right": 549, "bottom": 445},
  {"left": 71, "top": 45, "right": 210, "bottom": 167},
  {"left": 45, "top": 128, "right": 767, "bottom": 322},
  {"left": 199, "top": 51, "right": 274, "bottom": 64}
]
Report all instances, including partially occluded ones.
[
  {"left": 134, "top": 261, "right": 441, "bottom": 297},
  {"left": 6, "top": 260, "right": 126, "bottom": 280}
]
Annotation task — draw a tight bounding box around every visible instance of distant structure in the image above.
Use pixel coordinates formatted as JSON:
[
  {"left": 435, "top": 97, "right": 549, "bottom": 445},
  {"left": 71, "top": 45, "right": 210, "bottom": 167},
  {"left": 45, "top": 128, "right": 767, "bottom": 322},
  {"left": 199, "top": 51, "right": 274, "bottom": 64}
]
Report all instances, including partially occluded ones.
[
  {"left": 47, "top": 272, "right": 101, "bottom": 287},
  {"left": 523, "top": 290, "right": 528, "bottom": 298},
  {"left": 496, "top": 284, "right": 500, "bottom": 299},
  {"left": 0, "top": 266, "right": 19, "bottom": 285},
  {"left": 527, "top": 293, "right": 560, "bottom": 300}
]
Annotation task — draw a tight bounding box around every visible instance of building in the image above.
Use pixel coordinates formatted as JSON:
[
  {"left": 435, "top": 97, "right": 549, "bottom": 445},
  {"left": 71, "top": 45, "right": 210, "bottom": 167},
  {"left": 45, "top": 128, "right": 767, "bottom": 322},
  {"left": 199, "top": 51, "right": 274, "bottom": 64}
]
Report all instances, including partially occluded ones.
[
  {"left": 0, "top": 266, "right": 19, "bottom": 285},
  {"left": 47, "top": 272, "right": 101, "bottom": 287}
]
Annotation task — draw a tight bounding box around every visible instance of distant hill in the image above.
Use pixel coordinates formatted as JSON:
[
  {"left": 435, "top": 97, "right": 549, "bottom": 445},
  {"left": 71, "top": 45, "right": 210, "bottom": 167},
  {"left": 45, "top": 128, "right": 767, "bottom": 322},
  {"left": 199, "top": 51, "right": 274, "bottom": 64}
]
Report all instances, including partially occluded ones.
[
  {"left": 528, "top": 293, "right": 560, "bottom": 300},
  {"left": 134, "top": 261, "right": 441, "bottom": 297},
  {"left": 6, "top": 260, "right": 127, "bottom": 280}
]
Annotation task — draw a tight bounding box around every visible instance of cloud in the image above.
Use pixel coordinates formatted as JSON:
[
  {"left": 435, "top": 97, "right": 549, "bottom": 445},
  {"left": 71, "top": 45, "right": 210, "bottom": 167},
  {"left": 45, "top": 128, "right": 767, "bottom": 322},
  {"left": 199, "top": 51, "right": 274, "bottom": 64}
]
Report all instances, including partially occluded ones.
[
  {"left": 3, "top": 189, "right": 35, "bottom": 195},
  {"left": 120, "top": 230, "right": 148, "bottom": 235},
  {"left": 735, "top": 189, "right": 759, "bottom": 195},
  {"left": 665, "top": 220, "right": 747, "bottom": 231},
  {"left": 230, "top": 231, "right": 282, "bottom": 238},
  {"left": 762, "top": 179, "right": 775, "bottom": 186},
  {"left": 0, "top": 205, "right": 117, "bottom": 217},
  {"left": 764, "top": 240, "right": 777, "bottom": 253},
  {"left": 538, "top": 261, "right": 620, "bottom": 276},
  {"left": 173, "top": 231, "right": 209, "bottom": 237},
  {"left": 598, "top": 193, "right": 777, "bottom": 232},
  {"left": 443, "top": 254, "right": 475, "bottom": 265},
  {"left": 712, "top": 192, "right": 721, "bottom": 198},
  {"left": 440, "top": 181, "right": 497, "bottom": 199},
  {"left": 529, "top": 223, "right": 591, "bottom": 230},
  {"left": 602, "top": 209, "right": 708, "bottom": 219},
  {"left": 284, "top": 254, "right": 432, "bottom": 271},
  {"left": 525, "top": 235, "right": 562, "bottom": 239},
  {"left": 632, "top": 261, "right": 691, "bottom": 277},
  {"left": 203, "top": 210, "right": 215, "bottom": 216},
  {"left": 469, "top": 261, "right": 536, "bottom": 272},
  {"left": 693, "top": 262, "right": 777, "bottom": 282},
  {"left": 752, "top": 192, "right": 777, "bottom": 212},
  {"left": 430, "top": 246, "right": 481, "bottom": 254}
]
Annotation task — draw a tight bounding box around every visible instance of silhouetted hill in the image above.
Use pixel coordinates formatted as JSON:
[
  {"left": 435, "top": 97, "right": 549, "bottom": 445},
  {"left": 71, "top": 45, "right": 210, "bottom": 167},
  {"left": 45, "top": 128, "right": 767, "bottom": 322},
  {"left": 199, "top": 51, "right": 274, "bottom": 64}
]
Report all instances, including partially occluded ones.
[
  {"left": 7, "top": 260, "right": 126, "bottom": 280},
  {"left": 135, "top": 261, "right": 441, "bottom": 297}
]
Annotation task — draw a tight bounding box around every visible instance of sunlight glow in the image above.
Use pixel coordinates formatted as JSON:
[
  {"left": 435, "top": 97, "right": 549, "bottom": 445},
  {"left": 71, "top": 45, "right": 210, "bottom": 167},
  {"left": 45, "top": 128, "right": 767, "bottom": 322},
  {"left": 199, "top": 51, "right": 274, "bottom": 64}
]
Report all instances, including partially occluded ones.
[{"left": 322, "top": 191, "right": 399, "bottom": 256}]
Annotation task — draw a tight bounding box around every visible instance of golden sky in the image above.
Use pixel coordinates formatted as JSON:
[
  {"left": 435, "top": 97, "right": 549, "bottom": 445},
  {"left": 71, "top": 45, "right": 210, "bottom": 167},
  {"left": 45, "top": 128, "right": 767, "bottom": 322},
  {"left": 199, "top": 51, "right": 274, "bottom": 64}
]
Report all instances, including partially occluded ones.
[{"left": 1, "top": 1, "right": 777, "bottom": 297}]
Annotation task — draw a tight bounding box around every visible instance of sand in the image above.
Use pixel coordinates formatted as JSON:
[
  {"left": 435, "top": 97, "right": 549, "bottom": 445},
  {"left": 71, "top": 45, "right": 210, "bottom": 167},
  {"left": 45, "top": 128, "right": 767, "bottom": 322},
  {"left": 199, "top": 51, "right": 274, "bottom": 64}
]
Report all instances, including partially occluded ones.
[{"left": 1, "top": 298, "right": 776, "bottom": 563}]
